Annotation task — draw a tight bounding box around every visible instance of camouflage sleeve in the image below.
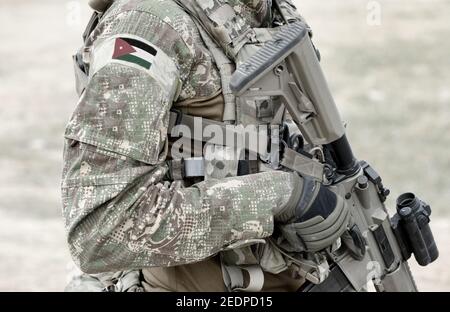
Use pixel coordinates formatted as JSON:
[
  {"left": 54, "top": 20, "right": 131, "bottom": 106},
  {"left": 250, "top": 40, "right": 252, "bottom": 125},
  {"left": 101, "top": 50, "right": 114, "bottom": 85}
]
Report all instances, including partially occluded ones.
[
  {"left": 62, "top": 2, "right": 298, "bottom": 273},
  {"left": 62, "top": 141, "right": 297, "bottom": 273}
]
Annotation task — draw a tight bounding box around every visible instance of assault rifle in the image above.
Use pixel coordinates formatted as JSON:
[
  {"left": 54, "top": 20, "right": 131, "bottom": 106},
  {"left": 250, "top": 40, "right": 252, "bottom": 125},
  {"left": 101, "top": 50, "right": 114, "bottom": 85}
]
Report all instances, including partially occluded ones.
[{"left": 230, "top": 21, "right": 438, "bottom": 292}]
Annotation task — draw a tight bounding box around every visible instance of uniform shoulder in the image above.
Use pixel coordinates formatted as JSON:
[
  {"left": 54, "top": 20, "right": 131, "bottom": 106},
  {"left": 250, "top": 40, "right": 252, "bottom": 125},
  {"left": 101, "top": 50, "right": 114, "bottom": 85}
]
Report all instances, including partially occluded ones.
[
  {"left": 95, "top": 0, "right": 200, "bottom": 79},
  {"left": 104, "top": 0, "right": 198, "bottom": 53}
]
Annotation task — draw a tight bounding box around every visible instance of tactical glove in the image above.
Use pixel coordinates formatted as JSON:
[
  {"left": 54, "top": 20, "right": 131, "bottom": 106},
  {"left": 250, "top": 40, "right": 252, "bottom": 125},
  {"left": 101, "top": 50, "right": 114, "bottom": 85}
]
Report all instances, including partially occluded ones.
[{"left": 273, "top": 173, "right": 350, "bottom": 253}]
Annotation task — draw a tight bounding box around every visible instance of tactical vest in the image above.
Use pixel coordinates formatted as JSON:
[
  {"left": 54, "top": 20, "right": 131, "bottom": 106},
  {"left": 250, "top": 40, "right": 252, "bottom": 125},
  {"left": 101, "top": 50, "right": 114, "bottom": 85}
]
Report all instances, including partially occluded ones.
[{"left": 74, "top": 0, "right": 309, "bottom": 292}]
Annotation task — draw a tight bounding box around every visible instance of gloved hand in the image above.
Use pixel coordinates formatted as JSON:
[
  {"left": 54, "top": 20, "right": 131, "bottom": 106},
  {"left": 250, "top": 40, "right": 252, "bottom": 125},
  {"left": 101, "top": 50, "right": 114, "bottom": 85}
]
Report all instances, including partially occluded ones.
[{"left": 273, "top": 173, "right": 350, "bottom": 253}]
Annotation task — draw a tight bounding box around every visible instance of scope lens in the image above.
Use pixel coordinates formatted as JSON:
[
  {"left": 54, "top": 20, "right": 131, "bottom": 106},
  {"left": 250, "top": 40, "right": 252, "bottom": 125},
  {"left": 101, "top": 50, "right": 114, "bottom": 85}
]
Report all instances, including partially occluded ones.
[{"left": 397, "top": 192, "right": 417, "bottom": 208}]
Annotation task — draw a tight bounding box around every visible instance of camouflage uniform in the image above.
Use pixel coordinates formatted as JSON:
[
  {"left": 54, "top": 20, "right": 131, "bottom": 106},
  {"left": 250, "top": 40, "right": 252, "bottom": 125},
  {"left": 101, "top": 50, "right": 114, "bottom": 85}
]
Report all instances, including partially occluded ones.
[{"left": 63, "top": 0, "right": 303, "bottom": 291}]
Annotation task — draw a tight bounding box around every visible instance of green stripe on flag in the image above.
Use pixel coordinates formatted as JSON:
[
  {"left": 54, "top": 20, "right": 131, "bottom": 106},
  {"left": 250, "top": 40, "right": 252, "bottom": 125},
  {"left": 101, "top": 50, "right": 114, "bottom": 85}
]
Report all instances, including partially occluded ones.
[{"left": 117, "top": 54, "right": 152, "bottom": 69}]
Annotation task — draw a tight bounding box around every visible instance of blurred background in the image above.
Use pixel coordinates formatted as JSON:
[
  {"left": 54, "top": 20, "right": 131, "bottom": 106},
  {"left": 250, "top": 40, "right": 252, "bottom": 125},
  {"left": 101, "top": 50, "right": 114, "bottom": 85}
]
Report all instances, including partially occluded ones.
[{"left": 0, "top": 0, "right": 448, "bottom": 291}]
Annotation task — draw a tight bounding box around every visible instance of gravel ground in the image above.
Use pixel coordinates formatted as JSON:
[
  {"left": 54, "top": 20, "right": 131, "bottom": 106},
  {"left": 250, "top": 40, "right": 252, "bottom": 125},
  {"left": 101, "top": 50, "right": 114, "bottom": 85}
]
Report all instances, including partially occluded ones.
[{"left": 0, "top": 0, "right": 448, "bottom": 291}]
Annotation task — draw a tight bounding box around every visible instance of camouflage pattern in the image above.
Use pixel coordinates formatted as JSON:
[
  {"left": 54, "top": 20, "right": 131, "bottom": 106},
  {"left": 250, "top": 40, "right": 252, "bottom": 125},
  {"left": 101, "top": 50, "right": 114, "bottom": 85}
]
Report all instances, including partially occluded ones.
[
  {"left": 178, "top": 0, "right": 272, "bottom": 60},
  {"left": 228, "top": 0, "right": 273, "bottom": 27},
  {"left": 62, "top": 0, "right": 299, "bottom": 274},
  {"left": 276, "top": 0, "right": 305, "bottom": 23},
  {"left": 195, "top": 0, "right": 248, "bottom": 42},
  {"left": 87, "top": 0, "right": 222, "bottom": 101},
  {"left": 65, "top": 269, "right": 143, "bottom": 292}
]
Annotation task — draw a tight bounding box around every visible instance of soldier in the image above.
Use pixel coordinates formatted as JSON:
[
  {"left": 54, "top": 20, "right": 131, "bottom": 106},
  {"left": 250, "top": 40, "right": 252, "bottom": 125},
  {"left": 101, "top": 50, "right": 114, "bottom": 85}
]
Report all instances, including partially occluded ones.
[{"left": 63, "top": 0, "right": 351, "bottom": 292}]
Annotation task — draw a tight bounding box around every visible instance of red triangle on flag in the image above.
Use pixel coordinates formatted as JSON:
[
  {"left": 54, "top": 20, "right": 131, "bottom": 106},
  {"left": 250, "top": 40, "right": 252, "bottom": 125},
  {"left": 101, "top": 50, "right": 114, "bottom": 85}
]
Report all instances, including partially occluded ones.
[{"left": 112, "top": 38, "right": 136, "bottom": 59}]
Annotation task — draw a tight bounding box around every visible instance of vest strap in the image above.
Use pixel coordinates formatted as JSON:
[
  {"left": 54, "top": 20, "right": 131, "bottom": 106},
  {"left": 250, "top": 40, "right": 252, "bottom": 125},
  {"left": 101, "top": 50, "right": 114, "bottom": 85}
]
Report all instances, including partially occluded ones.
[
  {"left": 221, "top": 263, "right": 265, "bottom": 292},
  {"left": 281, "top": 148, "right": 325, "bottom": 182},
  {"left": 168, "top": 110, "right": 325, "bottom": 180}
]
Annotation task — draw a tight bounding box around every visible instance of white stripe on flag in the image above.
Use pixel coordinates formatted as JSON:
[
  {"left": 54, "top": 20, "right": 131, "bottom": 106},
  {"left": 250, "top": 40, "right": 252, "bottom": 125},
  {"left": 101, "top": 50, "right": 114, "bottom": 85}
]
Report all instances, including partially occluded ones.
[{"left": 130, "top": 47, "right": 155, "bottom": 64}]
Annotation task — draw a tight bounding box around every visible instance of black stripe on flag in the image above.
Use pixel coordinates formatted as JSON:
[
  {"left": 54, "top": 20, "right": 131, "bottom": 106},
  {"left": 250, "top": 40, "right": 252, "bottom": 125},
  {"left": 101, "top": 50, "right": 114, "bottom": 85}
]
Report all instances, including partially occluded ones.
[{"left": 123, "top": 38, "right": 158, "bottom": 56}]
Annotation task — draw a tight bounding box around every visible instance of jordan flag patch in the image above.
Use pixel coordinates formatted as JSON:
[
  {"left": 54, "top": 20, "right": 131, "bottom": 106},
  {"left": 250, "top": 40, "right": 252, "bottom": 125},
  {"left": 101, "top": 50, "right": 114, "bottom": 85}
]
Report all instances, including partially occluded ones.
[{"left": 112, "top": 38, "right": 157, "bottom": 70}]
